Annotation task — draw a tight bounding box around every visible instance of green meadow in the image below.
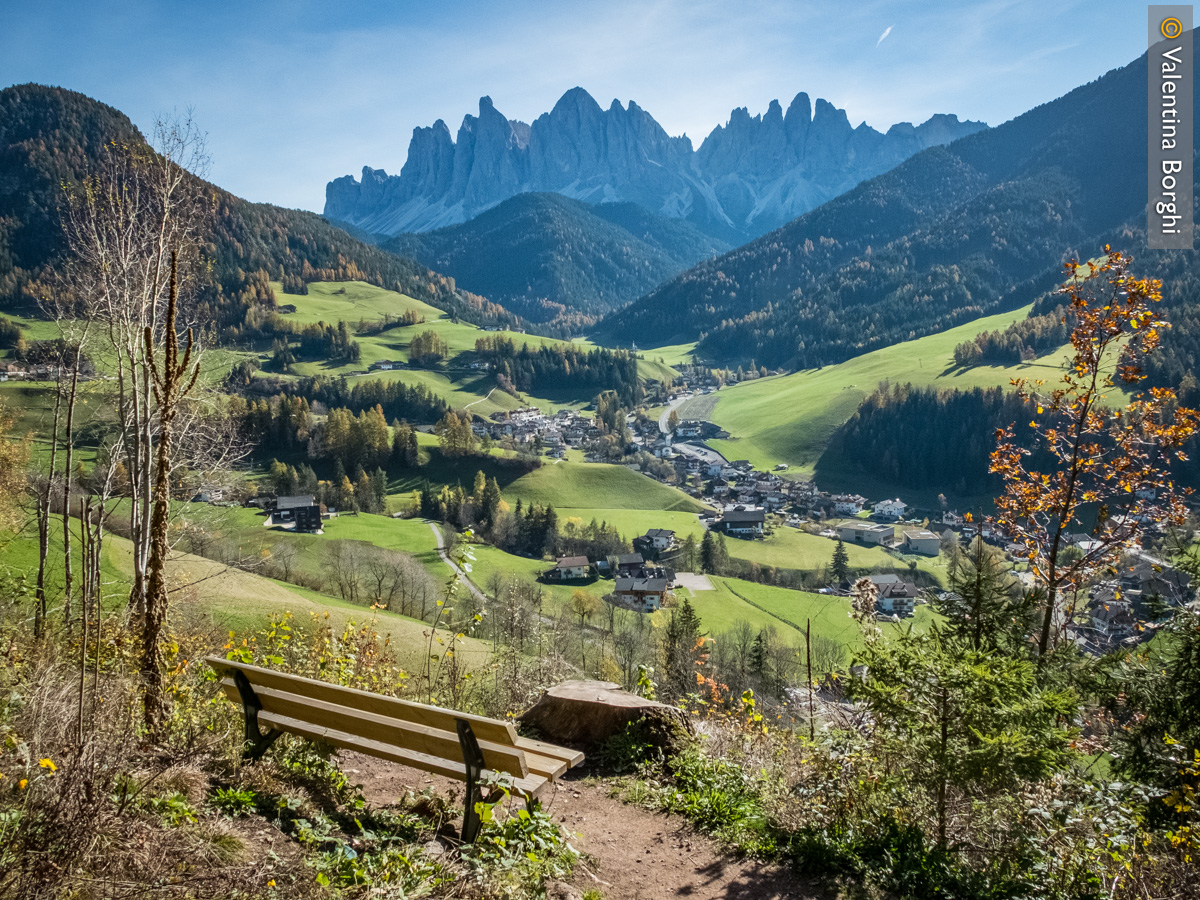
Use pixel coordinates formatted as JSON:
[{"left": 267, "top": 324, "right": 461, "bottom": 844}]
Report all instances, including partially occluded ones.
[
  {"left": 704, "top": 303, "right": 1073, "bottom": 475},
  {"left": 499, "top": 461, "right": 707, "bottom": 513},
  {"left": 0, "top": 522, "right": 490, "bottom": 669},
  {"left": 271, "top": 280, "right": 677, "bottom": 410}
]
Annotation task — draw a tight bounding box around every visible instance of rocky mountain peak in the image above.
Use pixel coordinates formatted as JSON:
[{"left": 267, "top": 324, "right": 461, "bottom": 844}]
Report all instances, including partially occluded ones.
[{"left": 325, "top": 88, "right": 988, "bottom": 239}]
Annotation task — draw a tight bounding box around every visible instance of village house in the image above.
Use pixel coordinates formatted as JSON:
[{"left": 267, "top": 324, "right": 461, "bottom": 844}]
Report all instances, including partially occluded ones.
[
  {"left": 734, "top": 486, "right": 759, "bottom": 505},
  {"left": 1120, "top": 560, "right": 1192, "bottom": 605},
  {"left": 1088, "top": 586, "right": 1136, "bottom": 641},
  {"left": 633, "top": 529, "right": 676, "bottom": 556},
  {"left": 614, "top": 553, "right": 646, "bottom": 577},
  {"left": 832, "top": 493, "right": 867, "bottom": 515},
  {"left": 614, "top": 576, "right": 669, "bottom": 612},
  {"left": 963, "top": 522, "right": 1002, "bottom": 543},
  {"left": 369, "top": 359, "right": 396, "bottom": 371},
  {"left": 873, "top": 498, "right": 908, "bottom": 520},
  {"left": 546, "top": 555, "right": 591, "bottom": 581},
  {"left": 902, "top": 529, "right": 941, "bottom": 555},
  {"left": 868, "top": 574, "right": 920, "bottom": 617},
  {"left": 942, "top": 510, "right": 965, "bottom": 528},
  {"left": 718, "top": 507, "right": 765, "bottom": 537},
  {"left": 762, "top": 491, "right": 789, "bottom": 512},
  {"left": 837, "top": 521, "right": 896, "bottom": 547},
  {"left": 272, "top": 495, "right": 322, "bottom": 532},
  {"left": 675, "top": 420, "right": 703, "bottom": 438}
]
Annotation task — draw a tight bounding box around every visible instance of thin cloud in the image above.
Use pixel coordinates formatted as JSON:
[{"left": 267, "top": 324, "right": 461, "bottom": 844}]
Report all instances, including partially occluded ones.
[{"left": 876, "top": 25, "right": 893, "bottom": 47}]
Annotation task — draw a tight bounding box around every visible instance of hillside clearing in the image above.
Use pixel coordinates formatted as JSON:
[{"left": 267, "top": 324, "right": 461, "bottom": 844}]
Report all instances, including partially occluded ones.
[
  {"left": 705, "top": 303, "right": 1073, "bottom": 474},
  {"left": 501, "top": 461, "right": 708, "bottom": 513}
]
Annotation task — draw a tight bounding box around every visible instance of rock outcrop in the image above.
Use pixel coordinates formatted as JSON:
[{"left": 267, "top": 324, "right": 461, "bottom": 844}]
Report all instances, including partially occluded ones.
[{"left": 325, "top": 89, "right": 986, "bottom": 241}]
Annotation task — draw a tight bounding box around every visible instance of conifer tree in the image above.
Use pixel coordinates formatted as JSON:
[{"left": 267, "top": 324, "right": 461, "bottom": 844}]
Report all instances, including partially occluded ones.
[
  {"left": 661, "top": 598, "right": 705, "bottom": 700},
  {"left": 940, "top": 537, "right": 1032, "bottom": 652},
  {"left": 480, "top": 476, "right": 502, "bottom": 533},
  {"left": 680, "top": 533, "right": 698, "bottom": 572},
  {"left": 700, "top": 530, "right": 716, "bottom": 573},
  {"left": 830, "top": 539, "right": 850, "bottom": 584}
]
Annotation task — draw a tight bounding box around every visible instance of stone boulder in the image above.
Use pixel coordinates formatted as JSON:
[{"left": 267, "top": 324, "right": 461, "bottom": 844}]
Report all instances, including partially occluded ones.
[{"left": 518, "top": 680, "right": 692, "bottom": 750}]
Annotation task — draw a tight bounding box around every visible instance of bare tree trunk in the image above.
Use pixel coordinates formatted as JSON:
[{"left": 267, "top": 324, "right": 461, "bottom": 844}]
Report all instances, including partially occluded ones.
[
  {"left": 59, "top": 338, "right": 86, "bottom": 629},
  {"left": 142, "top": 253, "right": 200, "bottom": 737},
  {"left": 35, "top": 385, "right": 63, "bottom": 639},
  {"left": 806, "top": 617, "right": 814, "bottom": 743},
  {"left": 77, "top": 495, "right": 90, "bottom": 743}
]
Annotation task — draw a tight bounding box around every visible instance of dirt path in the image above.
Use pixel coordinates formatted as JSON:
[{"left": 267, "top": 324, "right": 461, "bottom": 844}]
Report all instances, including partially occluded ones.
[
  {"left": 546, "top": 779, "right": 824, "bottom": 900},
  {"left": 341, "top": 751, "right": 826, "bottom": 900},
  {"left": 464, "top": 387, "right": 497, "bottom": 410},
  {"left": 428, "top": 522, "right": 489, "bottom": 608}
]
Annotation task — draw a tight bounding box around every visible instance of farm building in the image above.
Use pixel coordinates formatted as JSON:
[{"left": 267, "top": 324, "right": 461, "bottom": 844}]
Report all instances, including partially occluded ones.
[
  {"left": 837, "top": 521, "right": 896, "bottom": 547},
  {"left": 902, "top": 529, "right": 941, "bottom": 555}
]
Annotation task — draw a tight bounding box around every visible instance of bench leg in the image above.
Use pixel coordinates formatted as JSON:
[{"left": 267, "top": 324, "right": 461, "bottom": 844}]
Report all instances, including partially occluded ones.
[
  {"left": 233, "top": 670, "right": 282, "bottom": 761},
  {"left": 456, "top": 718, "right": 490, "bottom": 843}
]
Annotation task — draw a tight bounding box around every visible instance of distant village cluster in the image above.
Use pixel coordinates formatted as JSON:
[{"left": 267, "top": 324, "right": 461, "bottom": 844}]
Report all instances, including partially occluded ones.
[
  {"left": 232, "top": 385, "right": 1196, "bottom": 656},
  {"left": 470, "top": 407, "right": 597, "bottom": 457}
]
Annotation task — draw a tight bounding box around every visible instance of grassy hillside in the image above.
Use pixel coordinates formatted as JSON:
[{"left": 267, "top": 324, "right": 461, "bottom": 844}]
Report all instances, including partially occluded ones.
[
  {"left": 705, "top": 303, "right": 1072, "bottom": 478},
  {"left": 500, "top": 461, "right": 707, "bottom": 513},
  {"left": 0, "top": 522, "right": 490, "bottom": 669},
  {"left": 684, "top": 576, "right": 936, "bottom": 647},
  {"left": 723, "top": 526, "right": 946, "bottom": 583},
  {"left": 183, "top": 505, "right": 452, "bottom": 584},
  {"left": 269, "top": 280, "right": 677, "bottom": 410}
]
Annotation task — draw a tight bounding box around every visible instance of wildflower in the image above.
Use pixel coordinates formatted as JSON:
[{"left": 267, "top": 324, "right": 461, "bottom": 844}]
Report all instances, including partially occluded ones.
[
  {"left": 267, "top": 879, "right": 276, "bottom": 887},
  {"left": 38, "top": 759, "right": 56, "bottom": 773},
  {"left": 18, "top": 779, "right": 27, "bottom": 790}
]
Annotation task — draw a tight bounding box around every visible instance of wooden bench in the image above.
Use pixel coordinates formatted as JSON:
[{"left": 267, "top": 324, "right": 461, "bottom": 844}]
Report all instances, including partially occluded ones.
[{"left": 206, "top": 656, "right": 584, "bottom": 841}]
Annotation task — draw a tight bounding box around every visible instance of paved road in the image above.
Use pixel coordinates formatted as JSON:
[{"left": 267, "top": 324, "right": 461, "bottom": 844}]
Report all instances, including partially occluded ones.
[
  {"left": 427, "top": 522, "right": 489, "bottom": 607},
  {"left": 658, "top": 394, "right": 691, "bottom": 434}
]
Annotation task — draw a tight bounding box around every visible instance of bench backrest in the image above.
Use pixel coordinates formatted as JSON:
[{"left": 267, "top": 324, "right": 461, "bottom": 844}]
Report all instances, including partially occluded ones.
[{"left": 206, "top": 656, "right": 580, "bottom": 786}]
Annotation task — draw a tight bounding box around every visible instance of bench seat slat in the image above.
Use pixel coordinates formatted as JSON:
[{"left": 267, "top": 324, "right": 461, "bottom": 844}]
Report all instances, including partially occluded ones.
[
  {"left": 515, "top": 736, "right": 585, "bottom": 769},
  {"left": 218, "top": 678, "right": 530, "bottom": 779},
  {"left": 206, "top": 656, "right": 517, "bottom": 744},
  {"left": 516, "top": 749, "right": 571, "bottom": 781},
  {"left": 255, "top": 710, "right": 548, "bottom": 796}
]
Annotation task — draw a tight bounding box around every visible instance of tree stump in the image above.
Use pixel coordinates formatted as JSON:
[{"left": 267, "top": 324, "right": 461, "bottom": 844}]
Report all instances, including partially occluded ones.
[{"left": 518, "top": 680, "right": 692, "bottom": 750}]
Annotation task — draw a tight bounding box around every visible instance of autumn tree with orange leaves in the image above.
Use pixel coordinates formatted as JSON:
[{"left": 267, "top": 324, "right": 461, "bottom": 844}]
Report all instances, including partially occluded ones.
[{"left": 989, "top": 249, "right": 1199, "bottom": 661}]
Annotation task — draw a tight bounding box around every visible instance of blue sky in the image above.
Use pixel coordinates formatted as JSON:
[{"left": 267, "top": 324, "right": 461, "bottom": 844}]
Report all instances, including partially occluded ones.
[{"left": 1, "top": 0, "right": 1148, "bottom": 212}]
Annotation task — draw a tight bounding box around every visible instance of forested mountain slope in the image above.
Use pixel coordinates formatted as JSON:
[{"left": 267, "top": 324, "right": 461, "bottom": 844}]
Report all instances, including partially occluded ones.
[
  {"left": 0, "top": 84, "right": 517, "bottom": 335},
  {"left": 600, "top": 48, "right": 1176, "bottom": 368},
  {"left": 382, "top": 192, "right": 729, "bottom": 334}
]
